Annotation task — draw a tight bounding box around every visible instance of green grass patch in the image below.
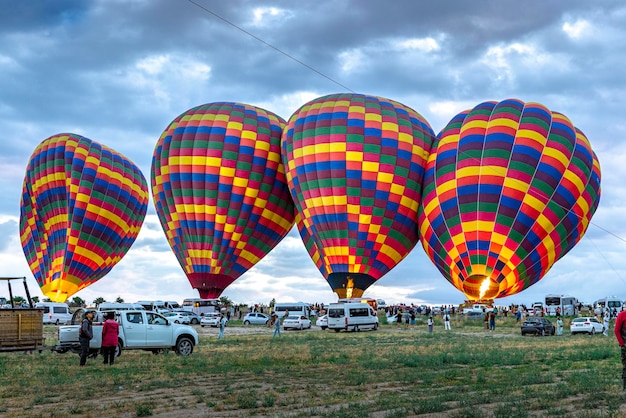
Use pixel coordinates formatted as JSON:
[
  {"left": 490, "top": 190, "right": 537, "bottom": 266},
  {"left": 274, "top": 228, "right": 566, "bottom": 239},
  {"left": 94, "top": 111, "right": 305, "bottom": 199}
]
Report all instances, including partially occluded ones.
[{"left": 0, "top": 318, "right": 623, "bottom": 416}]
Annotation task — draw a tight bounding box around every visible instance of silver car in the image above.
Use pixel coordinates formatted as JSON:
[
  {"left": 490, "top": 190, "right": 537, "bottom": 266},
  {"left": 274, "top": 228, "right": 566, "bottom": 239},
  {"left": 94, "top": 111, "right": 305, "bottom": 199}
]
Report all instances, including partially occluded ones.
[{"left": 243, "top": 312, "right": 270, "bottom": 325}]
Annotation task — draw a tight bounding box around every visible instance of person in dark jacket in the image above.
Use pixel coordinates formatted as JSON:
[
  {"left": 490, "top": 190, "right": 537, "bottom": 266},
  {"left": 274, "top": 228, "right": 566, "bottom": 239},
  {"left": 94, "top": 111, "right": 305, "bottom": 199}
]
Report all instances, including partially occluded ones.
[{"left": 79, "top": 310, "right": 95, "bottom": 366}]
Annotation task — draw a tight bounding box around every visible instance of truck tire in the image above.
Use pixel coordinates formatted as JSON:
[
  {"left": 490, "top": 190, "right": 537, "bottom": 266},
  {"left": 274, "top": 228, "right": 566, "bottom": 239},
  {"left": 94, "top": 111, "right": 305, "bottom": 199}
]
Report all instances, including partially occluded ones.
[
  {"left": 175, "top": 337, "right": 194, "bottom": 356},
  {"left": 116, "top": 341, "right": 123, "bottom": 357}
]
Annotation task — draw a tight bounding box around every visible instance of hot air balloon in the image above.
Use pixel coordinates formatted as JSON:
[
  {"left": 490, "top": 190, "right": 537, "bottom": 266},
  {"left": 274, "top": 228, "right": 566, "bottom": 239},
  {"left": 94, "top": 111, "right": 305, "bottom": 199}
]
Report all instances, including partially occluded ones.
[
  {"left": 151, "top": 102, "right": 295, "bottom": 298},
  {"left": 418, "top": 99, "right": 601, "bottom": 302},
  {"left": 19, "top": 133, "right": 149, "bottom": 302},
  {"left": 282, "top": 93, "right": 436, "bottom": 298}
]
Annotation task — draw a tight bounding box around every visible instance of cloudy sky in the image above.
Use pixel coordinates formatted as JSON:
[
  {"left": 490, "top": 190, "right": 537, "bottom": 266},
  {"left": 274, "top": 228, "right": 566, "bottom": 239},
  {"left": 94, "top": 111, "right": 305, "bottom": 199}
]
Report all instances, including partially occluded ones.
[{"left": 1, "top": 0, "right": 625, "bottom": 308}]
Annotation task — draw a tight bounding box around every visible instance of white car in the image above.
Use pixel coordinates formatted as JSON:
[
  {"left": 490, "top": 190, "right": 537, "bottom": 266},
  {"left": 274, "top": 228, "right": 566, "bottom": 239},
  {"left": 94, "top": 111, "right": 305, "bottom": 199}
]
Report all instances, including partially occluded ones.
[
  {"left": 386, "top": 314, "right": 402, "bottom": 324},
  {"left": 283, "top": 315, "right": 311, "bottom": 330},
  {"left": 200, "top": 313, "right": 222, "bottom": 328},
  {"left": 176, "top": 310, "right": 202, "bottom": 325},
  {"left": 570, "top": 317, "right": 604, "bottom": 335},
  {"left": 316, "top": 315, "right": 328, "bottom": 330},
  {"left": 163, "top": 312, "right": 191, "bottom": 325}
]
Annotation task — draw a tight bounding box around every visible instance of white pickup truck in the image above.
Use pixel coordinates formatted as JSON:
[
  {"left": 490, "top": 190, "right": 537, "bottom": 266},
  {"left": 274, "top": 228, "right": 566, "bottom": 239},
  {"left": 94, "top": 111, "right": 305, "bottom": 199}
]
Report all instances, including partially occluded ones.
[
  {"left": 462, "top": 304, "right": 490, "bottom": 315},
  {"left": 55, "top": 309, "right": 199, "bottom": 357}
]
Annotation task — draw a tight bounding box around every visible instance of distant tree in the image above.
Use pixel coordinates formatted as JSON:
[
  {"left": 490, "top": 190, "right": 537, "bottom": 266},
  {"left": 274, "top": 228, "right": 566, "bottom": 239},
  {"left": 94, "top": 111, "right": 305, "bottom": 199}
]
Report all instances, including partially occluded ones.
[
  {"left": 93, "top": 297, "right": 106, "bottom": 307},
  {"left": 70, "top": 296, "right": 85, "bottom": 307},
  {"left": 13, "top": 296, "right": 25, "bottom": 305},
  {"left": 43, "top": 298, "right": 51, "bottom": 302},
  {"left": 269, "top": 298, "right": 276, "bottom": 309},
  {"left": 220, "top": 296, "right": 233, "bottom": 308},
  {"left": 32, "top": 296, "right": 40, "bottom": 304},
  {"left": 115, "top": 296, "right": 124, "bottom": 303}
]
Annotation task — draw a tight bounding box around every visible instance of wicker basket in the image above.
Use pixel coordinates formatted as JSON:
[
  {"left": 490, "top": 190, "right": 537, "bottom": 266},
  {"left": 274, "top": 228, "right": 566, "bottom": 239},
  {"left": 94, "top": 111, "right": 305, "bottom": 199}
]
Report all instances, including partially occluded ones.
[{"left": 0, "top": 309, "right": 45, "bottom": 351}]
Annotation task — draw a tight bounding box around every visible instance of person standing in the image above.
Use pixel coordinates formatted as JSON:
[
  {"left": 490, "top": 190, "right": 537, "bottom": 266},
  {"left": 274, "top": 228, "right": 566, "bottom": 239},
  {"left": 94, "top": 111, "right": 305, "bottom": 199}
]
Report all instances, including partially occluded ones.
[
  {"left": 79, "top": 310, "right": 94, "bottom": 366},
  {"left": 218, "top": 313, "right": 227, "bottom": 339},
  {"left": 614, "top": 308, "right": 626, "bottom": 394},
  {"left": 272, "top": 314, "right": 281, "bottom": 338},
  {"left": 101, "top": 311, "right": 119, "bottom": 365},
  {"left": 444, "top": 312, "right": 451, "bottom": 330},
  {"left": 489, "top": 311, "right": 496, "bottom": 332},
  {"left": 427, "top": 316, "right": 434, "bottom": 333},
  {"left": 556, "top": 315, "right": 563, "bottom": 336},
  {"left": 604, "top": 309, "right": 611, "bottom": 336}
]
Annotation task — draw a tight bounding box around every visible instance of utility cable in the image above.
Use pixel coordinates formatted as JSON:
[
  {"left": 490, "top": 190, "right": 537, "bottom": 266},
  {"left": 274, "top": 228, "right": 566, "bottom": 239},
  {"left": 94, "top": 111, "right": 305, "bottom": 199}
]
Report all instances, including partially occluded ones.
[{"left": 186, "top": 0, "right": 355, "bottom": 93}]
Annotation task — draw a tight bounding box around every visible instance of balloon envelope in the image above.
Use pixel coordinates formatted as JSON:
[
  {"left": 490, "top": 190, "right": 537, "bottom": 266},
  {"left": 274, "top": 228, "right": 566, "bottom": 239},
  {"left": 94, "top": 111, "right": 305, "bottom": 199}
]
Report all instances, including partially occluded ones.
[
  {"left": 282, "top": 93, "right": 436, "bottom": 298},
  {"left": 418, "top": 99, "right": 601, "bottom": 301},
  {"left": 19, "top": 133, "right": 149, "bottom": 302},
  {"left": 151, "top": 102, "right": 295, "bottom": 298}
]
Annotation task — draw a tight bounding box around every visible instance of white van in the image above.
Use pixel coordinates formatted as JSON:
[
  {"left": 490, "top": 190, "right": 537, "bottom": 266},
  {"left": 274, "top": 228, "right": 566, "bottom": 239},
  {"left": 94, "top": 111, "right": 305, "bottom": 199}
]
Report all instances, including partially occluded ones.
[
  {"left": 273, "top": 302, "right": 311, "bottom": 318},
  {"left": 36, "top": 302, "right": 73, "bottom": 325},
  {"left": 136, "top": 300, "right": 169, "bottom": 313},
  {"left": 327, "top": 302, "right": 379, "bottom": 332},
  {"left": 98, "top": 302, "right": 146, "bottom": 312}
]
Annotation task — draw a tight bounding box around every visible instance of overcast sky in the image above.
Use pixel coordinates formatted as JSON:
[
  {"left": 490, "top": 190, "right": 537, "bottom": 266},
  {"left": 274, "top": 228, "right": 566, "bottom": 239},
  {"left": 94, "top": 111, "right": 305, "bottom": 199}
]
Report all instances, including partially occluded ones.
[{"left": 1, "top": 0, "right": 625, "bottom": 308}]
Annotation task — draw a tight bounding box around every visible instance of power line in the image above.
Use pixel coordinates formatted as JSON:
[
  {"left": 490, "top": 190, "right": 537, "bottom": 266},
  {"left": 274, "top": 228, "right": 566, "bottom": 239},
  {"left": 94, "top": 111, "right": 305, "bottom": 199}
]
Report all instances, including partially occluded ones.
[{"left": 186, "top": 0, "right": 355, "bottom": 93}]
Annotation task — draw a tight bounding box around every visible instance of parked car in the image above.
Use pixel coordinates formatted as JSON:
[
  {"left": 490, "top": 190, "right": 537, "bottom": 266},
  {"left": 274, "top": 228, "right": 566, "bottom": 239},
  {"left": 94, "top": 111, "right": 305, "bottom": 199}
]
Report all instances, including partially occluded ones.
[
  {"left": 521, "top": 317, "right": 555, "bottom": 336},
  {"left": 243, "top": 312, "right": 270, "bottom": 325},
  {"left": 200, "top": 312, "right": 221, "bottom": 328},
  {"left": 386, "top": 314, "right": 399, "bottom": 325},
  {"left": 176, "top": 310, "right": 202, "bottom": 325},
  {"left": 570, "top": 317, "right": 604, "bottom": 335},
  {"left": 163, "top": 311, "right": 191, "bottom": 324},
  {"left": 316, "top": 314, "right": 328, "bottom": 330},
  {"left": 283, "top": 315, "right": 311, "bottom": 330}
]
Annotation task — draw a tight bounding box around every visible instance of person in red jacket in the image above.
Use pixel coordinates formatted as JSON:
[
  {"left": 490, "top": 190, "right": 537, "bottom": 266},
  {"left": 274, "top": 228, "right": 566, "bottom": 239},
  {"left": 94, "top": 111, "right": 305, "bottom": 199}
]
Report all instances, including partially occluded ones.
[
  {"left": 613, "top": 308, "right": 626, "bottom": 394},
  {"left": 101, "top": 311, "right": 120, "bottom": 365}
]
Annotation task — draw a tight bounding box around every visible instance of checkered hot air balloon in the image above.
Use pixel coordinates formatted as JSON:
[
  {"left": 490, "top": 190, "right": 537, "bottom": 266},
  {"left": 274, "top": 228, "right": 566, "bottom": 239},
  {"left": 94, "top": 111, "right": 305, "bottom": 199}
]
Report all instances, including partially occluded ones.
[
  {"left": 19, "top": 134, "right": 149, "bottom": 302},
  {"left": 151, "top": 102, "right": 295, "bottom": 299},
  {"left": 418, "top": 99, "right": 602, "bottom": 302},
  {"left": 282, "top": 93, "right": 436, "bottom": 298}
]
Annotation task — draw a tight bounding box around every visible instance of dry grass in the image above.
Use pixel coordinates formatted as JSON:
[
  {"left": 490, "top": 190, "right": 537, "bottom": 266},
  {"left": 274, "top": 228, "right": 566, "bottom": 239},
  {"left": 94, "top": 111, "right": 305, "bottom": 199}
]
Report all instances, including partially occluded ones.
[{"left": 0, "top": 316, "right": 625, "bottom": 417}]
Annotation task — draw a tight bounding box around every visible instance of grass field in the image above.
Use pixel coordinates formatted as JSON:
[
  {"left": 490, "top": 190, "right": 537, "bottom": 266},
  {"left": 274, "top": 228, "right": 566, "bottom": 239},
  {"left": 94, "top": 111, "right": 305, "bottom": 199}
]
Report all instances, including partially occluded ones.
[{"left": 0, "top": 314, "right": 624, "bottom": 417}]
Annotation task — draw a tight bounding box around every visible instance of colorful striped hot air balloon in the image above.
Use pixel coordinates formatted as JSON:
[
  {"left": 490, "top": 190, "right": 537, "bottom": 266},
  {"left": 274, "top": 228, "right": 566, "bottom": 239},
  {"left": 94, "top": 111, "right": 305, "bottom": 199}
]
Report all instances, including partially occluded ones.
[
  {"left": 418, "top": 99, "right": 601, "bottom": 302},
  {"left": 282, "top": 93, "right": 436, "bottom": 298},
  {"left": 151, "top": 102, "right": 295, "bottom": 299},
  {"left": 19, "top": 134, "right": 149, "bottom": 302}
]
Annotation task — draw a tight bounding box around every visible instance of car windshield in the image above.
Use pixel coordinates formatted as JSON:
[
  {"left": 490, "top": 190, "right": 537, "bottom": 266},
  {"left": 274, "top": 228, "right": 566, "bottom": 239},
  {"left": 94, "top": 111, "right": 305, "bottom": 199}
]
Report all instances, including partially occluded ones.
[
  {"left": 286, "top": 316, "right": 300, "bottom": 320},
  {"left": 572, "top": 318, "right": 586, "bottom": 323}
]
